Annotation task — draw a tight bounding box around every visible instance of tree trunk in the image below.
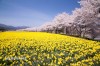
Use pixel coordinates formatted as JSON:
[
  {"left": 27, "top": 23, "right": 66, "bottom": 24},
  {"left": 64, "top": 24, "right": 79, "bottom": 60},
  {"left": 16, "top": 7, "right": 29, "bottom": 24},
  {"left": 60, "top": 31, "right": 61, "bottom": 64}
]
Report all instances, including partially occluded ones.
[{"left": 64, "top": 27, "right": 67, "bottom": 34}]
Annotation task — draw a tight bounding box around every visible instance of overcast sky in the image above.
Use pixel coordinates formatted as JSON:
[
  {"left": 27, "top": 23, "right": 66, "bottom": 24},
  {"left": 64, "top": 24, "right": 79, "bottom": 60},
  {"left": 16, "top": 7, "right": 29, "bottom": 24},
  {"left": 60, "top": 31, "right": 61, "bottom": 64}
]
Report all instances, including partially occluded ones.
[{"left": 0, "top": 0, "right": 80, "bottom": 27}]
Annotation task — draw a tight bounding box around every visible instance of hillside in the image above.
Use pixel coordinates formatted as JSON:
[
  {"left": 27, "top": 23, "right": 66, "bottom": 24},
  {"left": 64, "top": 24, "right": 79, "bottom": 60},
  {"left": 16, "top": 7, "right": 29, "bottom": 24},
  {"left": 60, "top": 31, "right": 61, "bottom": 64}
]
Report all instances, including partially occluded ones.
[
  {"left": 0, "top": 32, "right": 100, "bottom": 66},
  {"left": 0, "top": 23, "right": 29, "bottom": 31}
]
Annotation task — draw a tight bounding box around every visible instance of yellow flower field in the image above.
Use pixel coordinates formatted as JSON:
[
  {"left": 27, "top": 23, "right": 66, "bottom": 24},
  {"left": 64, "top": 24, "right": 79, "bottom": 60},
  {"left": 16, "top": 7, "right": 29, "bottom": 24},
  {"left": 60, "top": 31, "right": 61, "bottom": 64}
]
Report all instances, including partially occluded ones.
[{"left": 0, "top": 31, "right": 100, "bottom": 66}]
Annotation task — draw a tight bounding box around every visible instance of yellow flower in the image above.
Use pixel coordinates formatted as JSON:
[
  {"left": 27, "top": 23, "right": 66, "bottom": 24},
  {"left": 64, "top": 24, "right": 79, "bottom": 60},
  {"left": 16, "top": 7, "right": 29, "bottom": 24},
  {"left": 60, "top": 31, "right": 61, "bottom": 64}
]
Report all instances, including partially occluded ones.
[
  {"left": 0, "top": 57, "right": 2, "bottom": 59},
  {"left": 0, "top": 31, "right": 100, "bottom": 66},
  {"left": 58, "top": 58, "right": 63, "bottom": 64},
  {"left": 59, "top": 52, "right": 64, "bottom": 56},
  {"left": 20, "top": 64, "right": 23, "bottom": 66},
  {"left": 38, "top": 64, "right": 40, "bottom": 66}
]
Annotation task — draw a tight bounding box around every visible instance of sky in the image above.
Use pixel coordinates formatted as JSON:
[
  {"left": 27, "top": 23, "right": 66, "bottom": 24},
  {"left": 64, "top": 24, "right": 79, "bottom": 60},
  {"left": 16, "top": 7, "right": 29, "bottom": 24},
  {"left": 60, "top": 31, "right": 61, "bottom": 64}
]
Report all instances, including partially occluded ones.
[{"left": 0, "top": 0, "right": 80, "bottom": 27}]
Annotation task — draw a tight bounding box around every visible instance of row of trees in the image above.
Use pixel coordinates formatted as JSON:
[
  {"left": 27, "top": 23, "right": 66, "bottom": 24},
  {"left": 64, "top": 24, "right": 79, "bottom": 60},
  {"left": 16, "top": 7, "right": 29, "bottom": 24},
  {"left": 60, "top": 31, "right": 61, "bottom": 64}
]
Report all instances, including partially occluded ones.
[{"left": 22, "top": 0, "right": 100, "bottom": 40}]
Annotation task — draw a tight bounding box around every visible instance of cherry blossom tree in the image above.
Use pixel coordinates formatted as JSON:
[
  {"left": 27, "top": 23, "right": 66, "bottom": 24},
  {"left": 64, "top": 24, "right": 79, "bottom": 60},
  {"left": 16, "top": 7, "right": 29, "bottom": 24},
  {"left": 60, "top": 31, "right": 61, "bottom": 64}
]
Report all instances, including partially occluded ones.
[
  {"left": 22, "top": 0, "right": 100, "bottom": 40},
  {"left": 74, "top": 0, "right": 100, "bottom": 39}
]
